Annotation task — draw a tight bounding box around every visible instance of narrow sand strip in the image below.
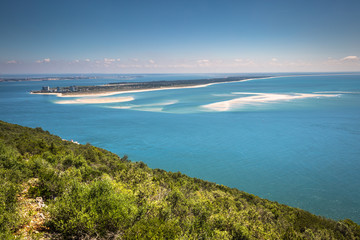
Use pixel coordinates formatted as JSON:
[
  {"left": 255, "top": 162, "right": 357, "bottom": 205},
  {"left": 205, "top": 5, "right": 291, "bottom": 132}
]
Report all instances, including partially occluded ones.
[
  {"left": 55, "top": 96, "right": 134, "bottom": 104},
  {"left": 108, "top": 100, "right": 178, "bottom": 110},
  {"left": 30, "top": 92, "right": 61, "bottom": 96},
  {"left": 314, "top": 91, "right": 360, "bottom": 94},
  {"left": 110, "top": 106, "right": 164, "bottom": 112}
]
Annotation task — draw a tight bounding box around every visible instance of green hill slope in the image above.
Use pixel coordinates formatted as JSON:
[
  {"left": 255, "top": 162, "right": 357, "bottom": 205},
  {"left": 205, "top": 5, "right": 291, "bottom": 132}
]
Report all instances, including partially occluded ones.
[{"left": 0, "top": 120, "right": 359, "bottom": 239}]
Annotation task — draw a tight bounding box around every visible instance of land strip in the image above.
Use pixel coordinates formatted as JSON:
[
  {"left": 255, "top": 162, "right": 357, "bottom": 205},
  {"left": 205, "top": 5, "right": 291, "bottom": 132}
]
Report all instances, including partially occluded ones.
[{"left": 31, "top": 76, "right": 269, "bottom": 96}]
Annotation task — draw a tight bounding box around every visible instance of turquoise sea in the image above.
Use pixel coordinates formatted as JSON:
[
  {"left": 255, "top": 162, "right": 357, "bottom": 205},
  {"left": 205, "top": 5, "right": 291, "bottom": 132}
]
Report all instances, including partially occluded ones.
[{"left": 1, "top": 73, "right": 359, "bottom": 223}]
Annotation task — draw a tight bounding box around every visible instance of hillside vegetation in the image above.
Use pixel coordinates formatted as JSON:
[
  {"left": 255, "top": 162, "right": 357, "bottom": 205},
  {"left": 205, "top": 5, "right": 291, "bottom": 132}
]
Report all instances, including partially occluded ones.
[{"left": 0, "top": 120, "right": 359, "bottom": 239}]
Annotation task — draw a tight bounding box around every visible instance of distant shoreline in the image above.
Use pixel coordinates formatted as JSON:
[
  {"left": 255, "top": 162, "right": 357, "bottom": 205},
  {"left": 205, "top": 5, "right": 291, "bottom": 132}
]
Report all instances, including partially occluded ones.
[
  {"left": 1, "top": 76, "right": 97, "bottom": 82},
  {"left": 31, "top": 82, "right": 223, "bottom": 97},
  {"left": 30, "top": 76, "right": 270, "bottom": 97},
  {"left": 0, "top": 75, "right": 138, "bottom": 82}
]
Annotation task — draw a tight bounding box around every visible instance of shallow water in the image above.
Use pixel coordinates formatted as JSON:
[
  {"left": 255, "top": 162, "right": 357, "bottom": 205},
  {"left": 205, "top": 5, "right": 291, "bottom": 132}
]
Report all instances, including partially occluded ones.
[{"left": 1, "top": 73, "right": 359, "bottom": 223}]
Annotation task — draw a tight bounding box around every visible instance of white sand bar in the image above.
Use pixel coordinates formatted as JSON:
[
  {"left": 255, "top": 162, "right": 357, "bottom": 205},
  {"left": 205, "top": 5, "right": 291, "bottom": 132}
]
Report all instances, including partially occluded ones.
[
  {"left": 109, "top": 100, "right": 178, "bottom": 110},
  {"left": 55, "top": 96, "right": 134, "bottom": 104},
  {"left": 202, "top": 92, "right": 340, "bottom": 112}
]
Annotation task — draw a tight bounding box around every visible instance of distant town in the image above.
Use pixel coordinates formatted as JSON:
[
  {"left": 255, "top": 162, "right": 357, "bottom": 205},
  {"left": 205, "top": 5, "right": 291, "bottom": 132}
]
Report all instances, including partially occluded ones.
[{"left": 31, "top": 76, "right": 268, "bottom": 95}]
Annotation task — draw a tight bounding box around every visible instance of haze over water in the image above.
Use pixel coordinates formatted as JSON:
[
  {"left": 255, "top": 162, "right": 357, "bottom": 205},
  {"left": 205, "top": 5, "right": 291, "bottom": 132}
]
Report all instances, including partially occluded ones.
[{"left": 1, "top": 73, "right": 360, "bottom": 223}]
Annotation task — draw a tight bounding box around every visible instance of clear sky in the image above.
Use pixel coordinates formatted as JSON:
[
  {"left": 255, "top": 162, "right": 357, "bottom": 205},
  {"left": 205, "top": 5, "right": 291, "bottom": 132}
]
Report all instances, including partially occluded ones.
[{"left": 1, "top": 0, "right": 359, "bottom": 74}]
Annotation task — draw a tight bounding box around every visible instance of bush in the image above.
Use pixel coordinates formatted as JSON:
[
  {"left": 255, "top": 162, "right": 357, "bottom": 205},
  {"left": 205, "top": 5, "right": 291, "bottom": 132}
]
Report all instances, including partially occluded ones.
[
  {"left": 47, "top": 177, "right": 138, "bottom": 238},
  {"left": 0, "top": 178, "right": 20, "bottom": 238}
]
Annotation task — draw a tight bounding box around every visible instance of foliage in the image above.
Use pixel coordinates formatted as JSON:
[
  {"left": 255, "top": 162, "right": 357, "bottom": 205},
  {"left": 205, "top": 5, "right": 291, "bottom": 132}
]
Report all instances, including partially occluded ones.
[
  {"left": 0, "top": 141, "right": 22, "bottom": 239},
  {"left": 47, "top": 176, "right": 137, "bottom": 238},
  {"left": 0, "top": 120, "right": 359, "bottom": 239}
]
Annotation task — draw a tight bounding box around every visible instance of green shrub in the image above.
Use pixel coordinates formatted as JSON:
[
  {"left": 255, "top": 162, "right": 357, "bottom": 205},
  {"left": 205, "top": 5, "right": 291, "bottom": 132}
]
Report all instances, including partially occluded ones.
[
  {"left": 124, "top": 217, "right": 183, "bottom": 240},
  {"left": 47, "top": 176, "right": 138, "bottom": 238},
  {"left": 0, "top": 178, "right": 20, "bottom": 237}
]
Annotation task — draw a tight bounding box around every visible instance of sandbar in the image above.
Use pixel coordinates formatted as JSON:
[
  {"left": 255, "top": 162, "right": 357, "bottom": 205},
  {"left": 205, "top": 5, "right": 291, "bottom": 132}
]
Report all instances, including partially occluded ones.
[
  {"left": 55, "top": 96, "right": 134, "bottom": 104},
  {"left": 202, "top": 92, "right": 340, "bottom": 111}
]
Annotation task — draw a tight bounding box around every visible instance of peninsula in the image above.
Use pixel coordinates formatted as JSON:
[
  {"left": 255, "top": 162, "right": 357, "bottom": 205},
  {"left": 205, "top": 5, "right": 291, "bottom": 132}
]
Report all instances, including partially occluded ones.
[{"left": 31, "top": 76, "right": 268, "bottom": 96}]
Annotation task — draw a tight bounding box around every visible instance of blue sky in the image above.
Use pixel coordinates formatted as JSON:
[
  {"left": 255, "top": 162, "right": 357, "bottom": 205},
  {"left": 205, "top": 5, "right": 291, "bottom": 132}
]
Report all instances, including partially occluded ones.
[{"left": 1, "top": 0, "right": 359, "bottom": 74}]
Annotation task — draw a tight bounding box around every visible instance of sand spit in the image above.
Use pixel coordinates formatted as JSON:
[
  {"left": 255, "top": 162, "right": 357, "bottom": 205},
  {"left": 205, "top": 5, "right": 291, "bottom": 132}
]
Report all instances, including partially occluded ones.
[
  {"left": 32, "top": 76, "right": 274, "bottom": 98},
  {"left": 56, "top": 84, "right": 213, "bottom": 98}
]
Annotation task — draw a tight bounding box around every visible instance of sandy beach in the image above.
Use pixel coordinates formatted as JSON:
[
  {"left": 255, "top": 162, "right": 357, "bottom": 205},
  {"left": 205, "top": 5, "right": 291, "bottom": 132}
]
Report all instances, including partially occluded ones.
[
  {"left": 57, "top": 83, "right": 215, "bottom": 97},
  {"left": 30, "top": 92, "right": 62, "bottom": 96}
]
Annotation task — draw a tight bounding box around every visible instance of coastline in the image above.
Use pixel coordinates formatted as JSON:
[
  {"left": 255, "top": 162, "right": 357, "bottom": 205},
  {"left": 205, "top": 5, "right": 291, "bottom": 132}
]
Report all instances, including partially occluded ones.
[
  {"left": 7, "top": 74, "right": 360, "bottom": 224},
  {"left": 59, "top": 83, "right": 213, "bottom": 97},
  {"left": 31, "top": 84, "right": 212, "bottom": 97},
  {"left": 30, "top": 92, "right": 61, "bottom": 96},
  {"left": 31, "top": 76, "right": 273, "bottom": 98}
]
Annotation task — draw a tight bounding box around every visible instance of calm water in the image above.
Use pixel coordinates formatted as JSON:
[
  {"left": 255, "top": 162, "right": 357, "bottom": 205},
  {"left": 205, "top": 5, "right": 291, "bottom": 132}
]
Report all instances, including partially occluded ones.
[{"left": 1, "top": 73, "right": 359, "bottom": 223}]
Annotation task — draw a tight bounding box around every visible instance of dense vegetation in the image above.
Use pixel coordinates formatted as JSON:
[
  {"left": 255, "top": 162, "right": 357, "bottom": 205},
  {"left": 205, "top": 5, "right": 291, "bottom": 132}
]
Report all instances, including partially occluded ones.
[{"left": 0, "top": 120, "right": 359, "bottom": 239}]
